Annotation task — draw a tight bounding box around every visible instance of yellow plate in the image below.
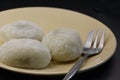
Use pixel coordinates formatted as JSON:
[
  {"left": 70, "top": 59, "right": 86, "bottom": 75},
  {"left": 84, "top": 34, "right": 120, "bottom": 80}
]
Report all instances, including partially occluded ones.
[{"left": 0, "top": 7, "right": 117, "bottom": 75}]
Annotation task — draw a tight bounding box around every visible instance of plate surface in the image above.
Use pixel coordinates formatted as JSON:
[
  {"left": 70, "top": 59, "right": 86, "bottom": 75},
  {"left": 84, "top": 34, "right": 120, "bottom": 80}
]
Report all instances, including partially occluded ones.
[{"left": 0, "top": 7, "right": 117, "bottom": 75}]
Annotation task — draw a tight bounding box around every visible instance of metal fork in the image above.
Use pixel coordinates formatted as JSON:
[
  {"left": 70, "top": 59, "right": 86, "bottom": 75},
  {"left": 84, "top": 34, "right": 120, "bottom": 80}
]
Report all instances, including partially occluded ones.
[{"left": 63, "top": 29, "right": 106, "bottom": 80}]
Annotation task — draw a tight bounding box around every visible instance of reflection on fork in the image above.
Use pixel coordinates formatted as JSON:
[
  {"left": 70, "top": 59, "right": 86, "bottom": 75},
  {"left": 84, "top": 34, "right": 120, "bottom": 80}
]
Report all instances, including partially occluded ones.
[{"left": 63, "top": 29, "right": 106, "bottom": 80}]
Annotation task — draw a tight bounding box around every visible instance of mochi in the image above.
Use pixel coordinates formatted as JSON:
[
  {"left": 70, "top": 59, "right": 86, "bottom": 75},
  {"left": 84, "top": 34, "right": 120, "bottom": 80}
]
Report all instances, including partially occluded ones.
[
  {"left": 42, "top": 28, "right": 83, "bottom": 61},
  {"left": 0, "top": 20, "right": 43, "bottom": 43},
  {"left": 0, "top": 39, "right": 51, "bottom": 69}
]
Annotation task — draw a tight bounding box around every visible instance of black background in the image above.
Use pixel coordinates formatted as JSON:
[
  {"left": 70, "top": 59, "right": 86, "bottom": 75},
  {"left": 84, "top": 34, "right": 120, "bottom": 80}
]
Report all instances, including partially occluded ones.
[{"left": 0, "top": 0, "right": 120, "bottom": 80}]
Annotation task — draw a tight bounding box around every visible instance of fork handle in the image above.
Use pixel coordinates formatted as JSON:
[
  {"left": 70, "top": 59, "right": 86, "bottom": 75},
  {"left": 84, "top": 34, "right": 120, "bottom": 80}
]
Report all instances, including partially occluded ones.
[{"left": 63, "top": 54, "right": 89, "bottom": 80}]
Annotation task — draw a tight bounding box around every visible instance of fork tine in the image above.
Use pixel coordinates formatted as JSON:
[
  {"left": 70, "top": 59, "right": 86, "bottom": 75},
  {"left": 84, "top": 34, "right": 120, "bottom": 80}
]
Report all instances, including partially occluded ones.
[
  {"left": 92, "top": 29, "right": 99, "bottom": 48},
  {"left": 98, "top": 28, "right": 106, "bottom": 49},
  {"left": 84, "top": 30, "right": 95, "bottom": 48}
]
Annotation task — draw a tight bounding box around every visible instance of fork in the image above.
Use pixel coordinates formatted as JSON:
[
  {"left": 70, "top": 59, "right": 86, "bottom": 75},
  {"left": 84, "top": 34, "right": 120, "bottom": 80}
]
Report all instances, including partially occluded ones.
[{"left": 63, "top": 29, "right": 106, "bottom": 80}]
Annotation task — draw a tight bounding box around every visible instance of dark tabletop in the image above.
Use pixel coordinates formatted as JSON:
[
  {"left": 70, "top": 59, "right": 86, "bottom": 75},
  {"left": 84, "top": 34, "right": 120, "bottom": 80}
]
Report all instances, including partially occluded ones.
[{"left": 0, "top": 0, "right": 120, "bottom": 80}]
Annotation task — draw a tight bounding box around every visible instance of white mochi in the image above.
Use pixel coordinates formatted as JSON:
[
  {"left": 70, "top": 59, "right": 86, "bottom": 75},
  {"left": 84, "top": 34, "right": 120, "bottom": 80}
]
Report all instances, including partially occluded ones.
[
  {"left": 0, "top": 39, "right": 51, "bottom": 69},
  {"left": 42, "top": 28, "right": 83, "bottom": 61},
  {"left": 0, "top": 20, "right": 43, "bottom": 43}
]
